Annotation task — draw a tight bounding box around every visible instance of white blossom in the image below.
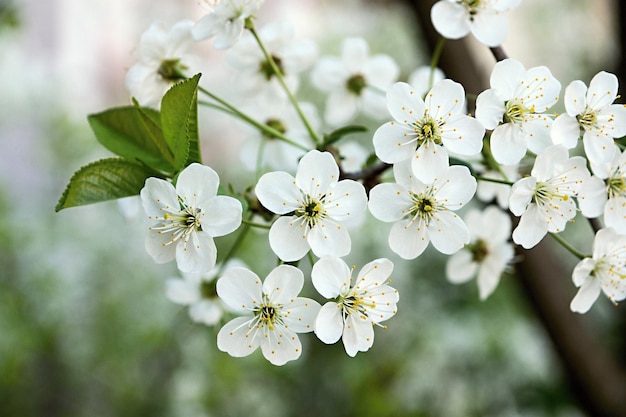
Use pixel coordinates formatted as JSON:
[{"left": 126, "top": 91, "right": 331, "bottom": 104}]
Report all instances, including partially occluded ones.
[
  {"left": 551, "top": 71, "right": 626, "bottom": 166},
  {"left": 140, "top": 163, "right": 243, "bottom": 273},
  {"left": 475, "top": 58, "right": 561, "bottom": 165},
  {"left": 216, "top": 265, "right": 321, "bottom": 365},
  {"left": 578, "top": 145, "right": 626, "bottom": 233},
  {"left": 446, "top": 206, "right": 514, "bottom": 300},
  {"left": 311, "top": 37, "right": 399, "bottom": 126},
  {"left": 430, "top": 0, "right": 521, "bottom": 47},
  {"left": 255, "top": 150, "right": 367, "bottom": 261},
  {"left": 368, "top": 161, "right": 476, "bottom": 259},
  {"left": 570, "top": 228, "right": 626, "bottom": 313},
  {"left": 509, "top": 145, "right": 589, "bottom": 249},
  {"left": 408, "top": 65, "right": 446, "bottom": 99},
  {"left": 126, "top": 20, "right": 197, "bottom": 107},
  {"left": 312, "top": 257, "right": 399, "bottom": 357},
  {"left": 192, "top": 0, "right": 263, "bottom": 49},
  {"left": 374, "top": 80, "right": 484, "bottom": 184}
]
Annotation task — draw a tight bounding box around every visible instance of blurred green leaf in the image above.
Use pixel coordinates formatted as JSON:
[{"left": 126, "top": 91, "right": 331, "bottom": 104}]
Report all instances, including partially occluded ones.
[
  {"left": 160, "top": 73, "right": 202, "bottom": 170},
  {"left": 322, "top": 125, "right": 368, "bottom": 148},
  {"left": 55, "top": 158, "right": 155, "bottom": 211},
  {"left": 88, "top": 106, "right": 175, "bottom": 173}
]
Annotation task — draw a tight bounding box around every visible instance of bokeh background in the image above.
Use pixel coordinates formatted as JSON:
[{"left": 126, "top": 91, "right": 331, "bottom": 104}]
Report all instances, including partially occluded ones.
[{"left": 1, "top": 0, "right": 625, "bottom": 416}]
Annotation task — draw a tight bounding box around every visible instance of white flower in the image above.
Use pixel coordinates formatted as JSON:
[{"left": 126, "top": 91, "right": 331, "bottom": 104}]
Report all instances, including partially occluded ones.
[
  {"left": 336, "top": 141, "right": 369, "bottom": 174},
  {"left": 368, "top": 161, "right": 476, "bottom": 259},
  {"left": 216, "top": 265, "right": 321, "bottom": 365},
  {"left": 373, "top": 80, "right": 484, "bottom": 184},
  {"left": 226, "top": 21, "right": 317, "bottom": 99},
  {"left": 255, "top": 150, "right": 367, "bottom": 261},
  {"left": 238, "top": 96, "right": 318, "bottom": 172},
  {"left": 509, "top": 145, "right": 590, "bottom": 249},
  {"left": 570, "top": 227, "right": 626, "bottom": 313},
  {"left": 430, "top": 0, "right": 521, "bottom": 47},
  {"left": 165, "top": 259, "right": 246, "bottom": 325},
  {"left": 192, "top": 0, "right": 263, "bottom": 49},
  {"left": 408, "top": 65, "right": 446, "bottom": 99},
  {"left": 126, "top": 20, "right": 196, "bottom": 107},
  {"left": 475, "top": 164, "right": 519, "bottom": 209},
  {"left": 446, "top": 206, "right": 514, "bottom": 300},
  {"left": 311, "top": 37, "right": 399, "bottom": 126},
  {"left": 578, "top": 145, "right": 626, "bottom": 233},
  {"left": 551, "top": 71, "right": 626, "bottom": 165},
  {"left": 140, "top": 163, "right": 243, "bottom": 273},
  {"left": 475, "top": 59, "right": 561, "bottom": 165},
  {"left": 311, "top": 257, "right": 399, "bottom": 357}
]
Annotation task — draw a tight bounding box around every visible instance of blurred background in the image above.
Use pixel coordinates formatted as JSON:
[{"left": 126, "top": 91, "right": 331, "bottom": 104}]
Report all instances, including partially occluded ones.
[{"left": 1, "top": 0, "right": 625, "bottom": 416}]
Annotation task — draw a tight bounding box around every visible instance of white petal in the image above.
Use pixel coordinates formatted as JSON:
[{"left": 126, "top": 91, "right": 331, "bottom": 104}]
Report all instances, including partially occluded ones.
[
  {"left": 324, "top": 180, "right": 368, "bottom": 224},
  {"left": 307, "top": 219, "right": 352, "bottom": 258},
  {"left": 255, "top": 171, "right": 302, "bottom": 214},
  {"left": 508, "top": 177, "right": 536, "bottom": 216},
  {"left": 578, "top": 176, "right": 607, "bottom": 219},
  {"left": 570, "top": 278, "right": 602, "bottom": 314},
  {"left": 373, "top": 121, "right": 417, "bottom": 164},
  {"left": 216, "top": 267, "right": 261, "bottom": 313},
  {"left": 342, "top": 37, "right": 369, "bottom": 72},
  {"left": 511, "top": 205, "right": 548, "bottom": 249},
  {"left": 435, "top": 165, "right": 477, "bottom": 208},
  {"left": 295, "top": 150, "right": 339, "bottom": 197},
  {"left": 475, "top": 89, "right": 505, "bottom": 130},
  {"left": 362, "top": 54, "right": 399, "bottom": 87},
  {"left": 145, "top": 229, "right": 177, "bottom": 264},
  {"left": 342, "top": 314, "right": 374, "bottom": 357},
  {"left": 425, "top": 79, "right": 466, "bottom": 119},
  {"left": 165, "top": 278, "right": 200, "bottom": 305},
  {"left": 311, "top": 57, "right": 347, "bottom": 91},
  {"left": 428, "top": 211, "right": 470, "bottom": 254},
  {"left": 430, "top": 1, "right": 470, "bottom": 39},
  {"left": 386, "top": 82, "right": 426, "bottom": 125},
  {"left": 189, "top": 300, "right": 223, "bottom": 325},
  {"left": 141, "top": 177, "right": 178, "bottom": 218},
  {"left": 311, "top": 256, "right": 352, "bottom": 299},
  {"left": 490, "top": 123, "right": 527, "bottom": 165},
  {"left": 604, "top": 196, "right": 626, "bottom": 233},
  {"left": 587, "top": 71, "right": 619, "bottom": 110},
  {"left": 583, "top": 133, "right": 615, "bottom": 166},
  {"left": 563, "top": 80, "right": 588, "bottom": 116},
  {"left": 524, "top": 115, "right": 554, "bottom": 155},
  {"left": 282, "top": 297, "right": 321, "bottom": 333},
  {"left": 263, "top": 264, "right": 304, "bottom": 304},
  {"left": 324, "top": 91, "right": 358, "bottom": 126},
  {"left": 260, "top": 326, "right": 302, "bottom": 366},
  {"left": 368, "top": 183, "right": 412, "bottom": 222},
  {"left": 356, "top": 258, "right": 394, "bottom": 289},
  {"left": 176, "top": 163, "right": 219, "bottom": 204},
  {"left": 572, "top": 258, "right": 596, "bottom": 287},
  {"left": 551, "top": 114, "right": 581, "bottom": 149},
  {"left": 440, "top": 114, "right": 484, "bottom": 156},
  {"left": 217, "top": 316, "right": 261, "bottom": 357},
  {"left": 412, "top": 141, "right": 449, "bottom": 184},
  {"left": 201, "top": 196, "right": 242, "bottom": 237},
  {"left": 268, "top": 216, "right": 311, "bottom": 262},
  {"left": 315, "top": 302, "right": 344, "bottom": 344},
  {"left": 469, "top": 10, "right": 508, "bottom": 47},
  {"left": 175, "top": 231, "right": 217, "bottom": 273},
  {"left": 490, "top": 59, "right": 526, "bottom": 100},
  {"left": 446, "top": 250, "right": 477, "bottom": 284},
  {"left": 389, "top": 219, "right": 430, "bottom": 259}
]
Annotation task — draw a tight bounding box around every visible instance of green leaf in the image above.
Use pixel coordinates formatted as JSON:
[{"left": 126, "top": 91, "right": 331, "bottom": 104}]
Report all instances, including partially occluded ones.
[
  {"left": 322, "top": 125, "right": 368, "bottom": 148},
  {"left": 160, "top": 73, "right": 202, "bottom": 170},
  {"left": 55, "top": 158, "right": 155, "bottom": 211},
  {"left": 88, "top": 106, "right": 175, "bottom": 173}
]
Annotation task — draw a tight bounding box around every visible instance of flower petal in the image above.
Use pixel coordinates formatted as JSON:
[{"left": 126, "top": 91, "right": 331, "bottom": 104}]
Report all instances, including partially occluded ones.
[
  {"left": 412, "top": 141, "right": 449, "bottom": 184},
  {"left": 430, "top": 1, "right": 470, "bottom": 39},
  {"left": 217, "top": 316, "right": 261, "bottom": 357},
  {"left": 295, "top": 150, "right": 339, "bottom": 197},
  {"left": 282, "top": 297, "right": 321, "bottom": 333},
  {"left": 587, "top": 71, "right": 619, "bottom": 110},
  {"left": 216, "top": 266, "right": 261, "bottom": 313},
  {"left": 176, "top": 163, "right": 219, "bottom": 204},
  {"left": 342, "top": 313, "right": 374, "bottom": 357},
  {"left": 175, "top": 231, "right": 217, "bottom": 273},
  {"left": 268, "top": 216, "right": 311, "bottom": 262},
  {"left": 386, "top": 82, "right": 426, "bottom": 125},
  {"left": 373, "top": 121, "right": 417, "bottom": 164},
  {"left": 260, "top": 326, "right": 302, "bottom": 366},
  {"left": 201, "top": 195, "right": 242, "bottom": 237},
  {"left": 307, "top": 219, "right": 352, "bottom": 258},
  {"left": 263, "top": 264, "right": 304, "bottom": 304},
  {"left": 389, "top": 219, "right": 430, "bottom": 259},
  {"left": 311, "top": 256, "right": 352, "bottom": 299},
  {"left": 368, "top": 183, "right": 412, "bottom": 222},
  {"left": 314, "top": 302, "right": 344, "bottom": 344},
  {"left": 428, "top": 211, "right": 470, "bottom": 254},
  {"left": 255, "top": 171, "right": 302, "bottom": 214},
  {"left": 551, "top": 114, "right": 581, "bottom": 149},
  {"left": 570, "top": 277, "right": 601, "bottom": 314},
  {"left": 446, "top": 250, "right": 477, "bottom": 284}
]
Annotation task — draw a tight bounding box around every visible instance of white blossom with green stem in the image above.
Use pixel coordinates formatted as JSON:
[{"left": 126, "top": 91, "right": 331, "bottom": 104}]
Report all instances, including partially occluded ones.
[
  {"left": 255, "top": 150, "right": 368, "bottom": 262},
  {"left": 216, "top": 265, "right": 321, "bottom": 366},
  {"left": 368, "top": 161, "right": 477, "bottom": 259},
  {"left": 191, "top": 0, "right": 264, "bottom": 49},
  {"left": 140, "top": 163, "right": 243, "bottom": 273},
  {"left": 570, "top": 227, "right": 626, "bottom": 313},
  {"left": 508, "top": 145, "right": 590, "bottom": 249},
  {"left": 311, "top": 257, "right": 399, "bottom": 357}
]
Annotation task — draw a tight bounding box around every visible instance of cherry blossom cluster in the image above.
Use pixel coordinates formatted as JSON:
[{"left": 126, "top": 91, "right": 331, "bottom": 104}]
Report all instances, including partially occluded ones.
[{"left": 116, "top": 0, "right": 626, "bottom": 365}]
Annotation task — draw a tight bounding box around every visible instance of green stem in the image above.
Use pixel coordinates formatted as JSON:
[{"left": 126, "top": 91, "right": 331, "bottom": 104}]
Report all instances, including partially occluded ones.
[
  {"left": 241, "top": 218, "right": 272, "bottom": 229},
  {"left": 474, "top": 176, "right": 514, "bottom": 186},
  {"left": 197, "top": 85, "right": 309, "bottom": 152},
  {"left": 429, "top": 37, "right": 446, "bottom": 90},
  {"left": 549, "top": 232, "right": 590, "bottom": 260},
  {"left": 246, "top": 19, "right": 321, "bottom": 146}
]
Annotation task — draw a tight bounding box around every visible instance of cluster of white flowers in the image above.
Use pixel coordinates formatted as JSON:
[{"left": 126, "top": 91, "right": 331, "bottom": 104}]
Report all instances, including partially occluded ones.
[{"left": 117, "top": 0, "right": 626, "bottom": 365}]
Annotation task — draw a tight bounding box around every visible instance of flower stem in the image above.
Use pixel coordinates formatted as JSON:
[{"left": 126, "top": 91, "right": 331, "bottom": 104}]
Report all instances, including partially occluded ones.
[
  {"left": 429, "top": 37, "right": 446, "bottom": 90},
  {"left": 197, "top": 85, "right": 309, "bottom": 152},
  {"left": 474, "top": 176, "right": 514, "bottom": 186},
  {"left": 489, "top": 45, "right": 509, "bottom": 62},
  {"left": 241, "top": 218, "right": 272, "bottom": 229},
  {"left": 549, "top": 232, "right": 590, "bottom": 260},
  {"left": 246, "top": 19, "right": 322, "bottom": 146}
]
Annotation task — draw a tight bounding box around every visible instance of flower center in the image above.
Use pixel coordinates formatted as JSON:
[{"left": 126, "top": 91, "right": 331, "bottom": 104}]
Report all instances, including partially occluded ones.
[
  {"left": 158, "top": 59, "right": 188, "bottom": 81},
  {"left": 259, "top": 55, "right": 285, "bottom": 81},
  {"left": 462, "top": 0, "right": 482, "bottom": 17},
  {"left": 504, "top": 100, "right": 535, "bottom": 126},
  {"left": 469, "top": 239, "right": 489, "bottom": 262},
  {"left": 153, "top": 196, "right": 204, "bottom": 247},
  {"left": 533, "top": 181, "right": 569, "bottom": 206},
  {"left": 200, "top": 280, "right": 217, "bottom": 299},
  {"left": 576, "top": 109, "right": 597, "bottom": 131},
  {"left": 295, "top": 194, "right": 327, "bottom": 228},
  {"left": 408, "top": 192, "right": 438, "bottom": 223},
  {"left": 254, "top": 299, "right": 283, "bottom": 331},
  {"left": 414, "top": 116, "right": 442, "bottom": 147},
  {"left": 608, "top": 175, "right": 626, "bottom": 199},
  {"left": 346, "top": 74, "right": 367, "bottom": 95},
  {"left": 264, "top": 118, "right": 287, "bottom": 140}
]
